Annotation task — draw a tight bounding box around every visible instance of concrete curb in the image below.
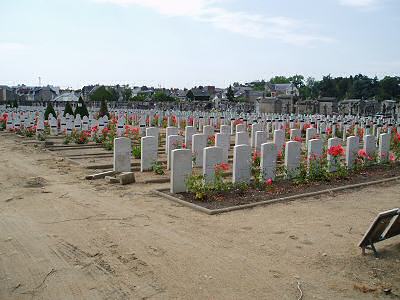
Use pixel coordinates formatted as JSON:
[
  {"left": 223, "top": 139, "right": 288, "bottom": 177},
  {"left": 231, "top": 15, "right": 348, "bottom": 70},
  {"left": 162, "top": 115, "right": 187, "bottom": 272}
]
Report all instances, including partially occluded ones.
[{"left": 153, "top": 176, "right": 400, "bottom": 215}]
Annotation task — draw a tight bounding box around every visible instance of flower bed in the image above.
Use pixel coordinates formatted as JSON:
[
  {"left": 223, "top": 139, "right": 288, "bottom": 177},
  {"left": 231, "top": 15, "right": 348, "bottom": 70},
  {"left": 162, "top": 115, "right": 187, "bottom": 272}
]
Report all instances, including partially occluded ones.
[{"left": 161, "top": 163, "right": 400, "bottom": 211}]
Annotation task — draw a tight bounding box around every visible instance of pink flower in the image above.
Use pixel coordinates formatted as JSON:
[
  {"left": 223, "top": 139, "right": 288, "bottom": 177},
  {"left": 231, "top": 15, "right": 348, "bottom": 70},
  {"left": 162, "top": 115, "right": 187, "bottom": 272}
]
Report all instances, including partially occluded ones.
[
  {"left": 265, "top": 178, "right": 273, "bottom": 186},
  {"left": 390, "top": 153, "right": 396, "bottom": 162}
]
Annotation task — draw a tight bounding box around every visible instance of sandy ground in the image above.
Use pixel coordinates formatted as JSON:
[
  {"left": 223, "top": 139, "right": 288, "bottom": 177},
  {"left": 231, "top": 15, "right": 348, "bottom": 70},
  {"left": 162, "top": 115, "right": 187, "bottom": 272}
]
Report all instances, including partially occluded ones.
[{"left": 0, "top": 133, "right": 399, "bottom": 300}]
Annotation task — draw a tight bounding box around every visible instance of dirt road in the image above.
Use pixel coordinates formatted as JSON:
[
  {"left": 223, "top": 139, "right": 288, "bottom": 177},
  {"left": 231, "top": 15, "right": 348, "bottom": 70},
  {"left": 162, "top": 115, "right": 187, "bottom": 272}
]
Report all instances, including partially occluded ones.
[{"left": 0, "top": 133, "right": 399, "bottom": 299}]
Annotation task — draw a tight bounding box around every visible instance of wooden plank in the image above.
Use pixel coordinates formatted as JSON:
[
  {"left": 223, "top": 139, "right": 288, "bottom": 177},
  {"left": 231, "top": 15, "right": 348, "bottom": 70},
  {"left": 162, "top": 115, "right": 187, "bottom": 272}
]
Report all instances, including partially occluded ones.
[{"left": 359, "top": 208, "right": 399, "bottom": 248}]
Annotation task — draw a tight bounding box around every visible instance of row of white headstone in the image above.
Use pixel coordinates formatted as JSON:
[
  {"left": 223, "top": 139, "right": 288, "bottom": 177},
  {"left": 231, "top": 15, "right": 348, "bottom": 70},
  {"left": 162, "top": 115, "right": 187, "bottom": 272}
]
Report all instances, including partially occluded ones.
[{"left": 169, "top": 132, "right": 392, "bottom": 193}]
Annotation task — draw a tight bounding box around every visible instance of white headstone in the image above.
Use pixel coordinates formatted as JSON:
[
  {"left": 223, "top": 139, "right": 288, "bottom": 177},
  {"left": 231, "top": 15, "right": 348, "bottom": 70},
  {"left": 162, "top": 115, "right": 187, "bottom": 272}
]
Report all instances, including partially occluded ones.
[
  {"left": 260, "top": 142, "right": 277, "bottom": 181},
  {"left": 203, "top": 146, "right": 223, "bottom": 183},
  {"left": 171, "top": 149, "right": 192, "bottom": 193},
  {"left": 141, "top": 136, "right": 158, "bottom": 172},
  {"left": 232, "top": 144, "right": 251, "bottom": 184},
  {"left": 113, "top": 137, "right": 132, "bottom": 173}
]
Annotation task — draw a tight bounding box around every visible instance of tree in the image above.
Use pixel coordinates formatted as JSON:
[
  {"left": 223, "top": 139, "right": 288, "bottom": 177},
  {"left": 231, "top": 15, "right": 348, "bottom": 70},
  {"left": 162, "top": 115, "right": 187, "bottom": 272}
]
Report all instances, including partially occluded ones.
[
  {"left": 269, "top": 76, "right": 290, "bottom": 84},
  {"left": 186, "top": 90, "right": 195, "bottom": 101},
  {"left": 122, "top": 87, "right": 132, "bottom": 102},
  {"left": 252, "top": 80, "right": 266, "bottom": 91},
  {"left": 98, "top": 99, "right": 109, "bottom": 118},
  {"left": 153, "top": 92, "right": 175, "bottom": 102},
  {"left": 226, "top": 85, "right": 235, "bottom": 101},
  {"left": 44, "top": 102, "right": 56, "bottom": 120},
  {"left": 378, "top": 76, "right": 400, "bottom": 100},
  {"left": 289, "top": 74, "right": 305, "bottom": 90},
  {"left": 63, "top": 102, "right": 74, "bottom": 117},
  {"left": 319, "top": 75, "right": 337, "bottom": 97},
  {"left": 89, "top": 86, "right": 112, "bottom": 102},
  {"left": 74, "top": 96, "right": 89, "bottom": 118},
  {"left": 109, "top": 88, "right": 120, "bottom": 102}
]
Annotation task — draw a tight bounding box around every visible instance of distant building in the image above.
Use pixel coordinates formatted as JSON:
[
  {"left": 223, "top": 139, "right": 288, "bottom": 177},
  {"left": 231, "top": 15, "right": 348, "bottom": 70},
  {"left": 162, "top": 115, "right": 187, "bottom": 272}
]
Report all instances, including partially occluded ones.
[
  {"left": 339, "top": 99, "right": 379, "bottom": 116},
  {"left": 256, "top": 96, "right": 293, "bottom": 114},
  {"left": 187, "top": 88, "right": 210, "bottom": 101},
  {"left": 266, "top": 83, "right": 299, "bottom": 97},
  {"left": 33, "top": 86, "right": 59, "bottom": 102},
  {"left": 0, "top": 85, "right": 17, "bottom": 101},
  {"left": 53, "top": 92, "right": 80, "bottom": 102}
]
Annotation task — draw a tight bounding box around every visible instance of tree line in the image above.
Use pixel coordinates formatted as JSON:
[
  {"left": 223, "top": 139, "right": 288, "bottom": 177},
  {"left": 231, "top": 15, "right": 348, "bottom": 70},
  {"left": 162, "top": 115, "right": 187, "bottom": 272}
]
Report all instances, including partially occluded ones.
[{"left": 268, "top": 74, "right": 400, "bottom": 101}]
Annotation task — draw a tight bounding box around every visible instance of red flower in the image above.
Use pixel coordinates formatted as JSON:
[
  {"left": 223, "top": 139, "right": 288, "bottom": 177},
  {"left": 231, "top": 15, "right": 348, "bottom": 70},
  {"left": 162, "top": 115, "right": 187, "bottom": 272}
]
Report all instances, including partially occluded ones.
[
  {"left": 390, "top": 153, "right": 396, "bottom": 162},
  {"left": 252, "top": 150, "right": 260, "bottom": 162},
  {"left": 358, "top": 149, "right": 372, "bottom": 161},
  {"left": 326, "top": 128, "right": 332, "bottom": 135},
  {"left": 265, "top": 178, "right": 273, "bottom": 185},
  {"left": 293, "top": 136, "right": 302, "bottom": 142},
  {"left": 327, "top": 145, "right": 345, "bottom": 157},
  {"left": 215, "top": 162, "right": 229, "bottom": 172}
]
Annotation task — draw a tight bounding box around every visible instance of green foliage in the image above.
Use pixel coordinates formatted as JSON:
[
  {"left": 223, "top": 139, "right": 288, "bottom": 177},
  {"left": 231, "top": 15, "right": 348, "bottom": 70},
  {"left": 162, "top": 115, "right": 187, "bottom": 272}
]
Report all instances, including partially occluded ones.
[
  {"left": 153, "top": 92, "right": 176, "bottom": 102},
  {"left": 151, "top": 161, "right": 165, "bottom": 175},
  {"left": 270, "top": 76, "right": 290, "bottom": 84},
  {"left": 186, "top": 90, "right": 194, "bottom": 101},
  {"left": 122, "top": 87, "right": 132, "bottom": 101},
  {"left": 90, "top": 86, "right": 112, "bottom": 102},
  {"left": 63, "top": 102, "right": 74, "bottom": 117},
  {"left": 98, "top": 99, "right": 109, "bottom": 118},
  {"left": 132, "top": 146, "right": 141, "bottom": 159},
  {"left": 44, "top": 102, "right": 56, "bottom": 120},
  {"left": 74, "top": 96, "right": 89, "bottom": 118},
  {"left": 275, "top": 74, "right": 400, "bottom": 100},
  {"left": 226, "top": 85, "right": 235, "bottom": 101},
  {"left": 252, "top": 80, "right": 266, "bottom": 91}
]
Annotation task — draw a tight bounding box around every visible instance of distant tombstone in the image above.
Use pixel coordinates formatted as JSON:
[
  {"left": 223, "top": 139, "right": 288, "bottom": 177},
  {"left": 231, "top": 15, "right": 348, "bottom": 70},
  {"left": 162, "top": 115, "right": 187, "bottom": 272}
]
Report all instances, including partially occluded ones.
[
  {"left": 203, "top": 125, "right": 214, "bottom": 137},
  {"left": 165, "top": 126, "right": 179, "bottom": 153},
  {"left": 49, "top": 117, "right": 58, "bottom": 136},
  {"left": 66, "top": 118, "right": 73, "bottom": 135},
  {"left": 113, "top": 137, "right": 132, "bottom": 173},
  {"left": 220, "top": 125, "right": 231, "bottom": 135},
  {"left": 167, "top": 135, "right": 183, "bottom": 170},
  {"left": 236, "top": 124, "right": 246, "bottom": 133},
  {"left": 184, "top": 126, "right": 196, "bottom": 149},
  {"left": 251, "top": 123, "right": 263, "bottom": 148},
  {"left": 82, "top": 116, "right": 89, "bottom": 131},
  {"left": 235, "top": 131, "right": 249, "bottom": 146},
  {"left": 273, "top": 129, "right": 285, "bottom": 151},
  {"left": 255, "top": 131, "right": 268, "bottom": 152},
  {"left": 146, "top": 127, "right": 159, "bottom": 146},
  {"left": 192, "top": 134, "right": 207, "bottom": 167},
  {"left": 306, "top": 127, "right": 317, "bottom": 148},
  {"left": 290, "top": 129, "right": 301, "bottom": 141},
  {"left": 215, "top": 133, "right": 230, "bottom": 163}
]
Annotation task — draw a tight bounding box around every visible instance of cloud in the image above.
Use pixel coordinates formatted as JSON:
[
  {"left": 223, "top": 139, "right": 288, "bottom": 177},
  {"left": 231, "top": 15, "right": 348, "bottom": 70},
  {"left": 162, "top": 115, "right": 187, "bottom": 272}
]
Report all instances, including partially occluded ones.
[
  {"left": 95, "top": 0, "right": 332, "bottom": 46},
  {"left": 339, "top": 0, "right": 380, "bottom": 8}
]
